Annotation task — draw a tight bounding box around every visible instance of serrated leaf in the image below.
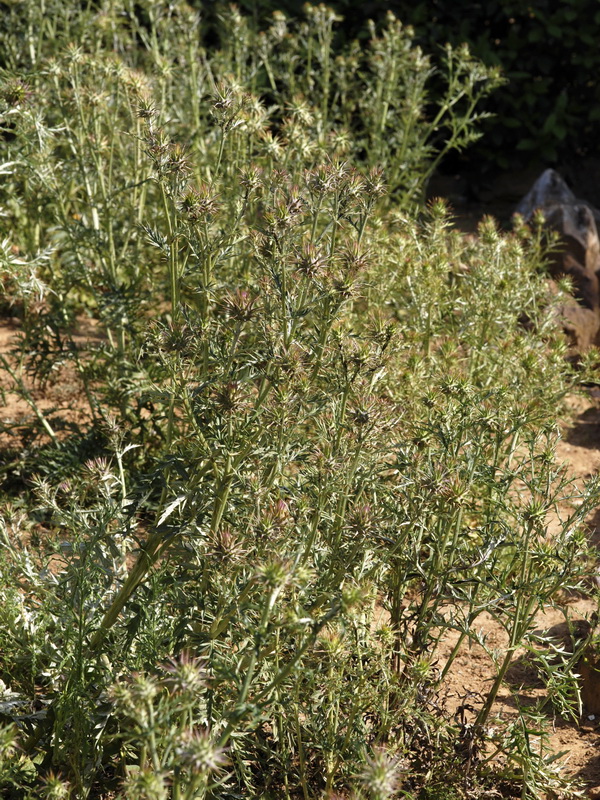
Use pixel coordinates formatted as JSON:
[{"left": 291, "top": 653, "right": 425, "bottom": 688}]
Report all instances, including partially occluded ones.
[{"left": 157, "top": 495, "right": 187, "bottom": 526}]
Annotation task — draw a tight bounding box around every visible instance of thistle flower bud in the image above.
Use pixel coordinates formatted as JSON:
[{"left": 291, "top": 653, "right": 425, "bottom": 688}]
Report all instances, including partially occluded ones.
[
  {"left": 146, "top": 132, "right": 189, "bottom": 177},
  {"left": 303, "top": 4, "right": 343, "bottom": 25},
  {"left": 212, "top": 381, "right": 246, "bottom": 414},
  {"left": 129, "top": 672, "right": 160, "bottom": 705},
  {"left": 263, "top": 191, "right": 304, "bottom": 233},
  {"left": 162, "top": 652, "right": 207, "bottom": 696},
  {"left": 164, "top": 142, "right": 189, "bottom": 177},
  {"left": 364, "top": 166, "right": 387, "bottom": 200},
  {"left": 259, "top": 129, "right": 284, "bottom": 161},
  {"left": 328, "top": 127, "right": 352, "bottom": 156},
  {"left": 212, "top": 85, "right": 235, "bottom": 120},
  {"left": 348, "top": 503, "right": 373, "bottom": 534},
  {"left": 267, "top": 11, "right": 288, "bottom": 42},
  {"left": 175, "top": 729, "right": 229, "bottom": 775},
  {"left": 122, "top": 767, "right": 168, "bottom": 800},
  {"left": 257, "top": 557, "right": 293, "bottom": 588},
  {"left": 286, "top": 96, "right": 313, "bottom": 126},
  {"left": 137, "top": 98, "right": 157, "bottom": 120},
  {"left": 83, "top": 456, "right": 112, "bottom": 482},
  {"left": 296, "top": 241, "right": 328, "bottom": 278},
  {"left": 220, "top": 288, "right": 257, "bottom": 321},
  {"left": 178, "top": 184, "right": 220, "bottom": 221},
  {"left": 306, "top": 164, "right": 336, "bottom": 196},
  {"left": 341, "top": 583, "right": 366, "bottom": 613},
  {"left": 39, "top": 771, "right": 71, "bottom": 800},
  {"left": 0, "top": 78, "right": 31, "bottom": 107},
  {"left": 359, "top": 747, "right": 404, "bottom": 800},
  {"left": 208, "top": 526, "right": 247, "bottom": 562},
  {"left": 339, "top": 242, "right": 371, "bottom": 277},
  {"left": 239, "top": 164, "right": 263, "bottom": 196}
]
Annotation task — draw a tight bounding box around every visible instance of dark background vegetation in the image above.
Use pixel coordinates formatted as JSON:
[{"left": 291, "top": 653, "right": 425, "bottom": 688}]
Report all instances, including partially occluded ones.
[{"left": 200, "top": 0, "right": 600, "bottom": 187}]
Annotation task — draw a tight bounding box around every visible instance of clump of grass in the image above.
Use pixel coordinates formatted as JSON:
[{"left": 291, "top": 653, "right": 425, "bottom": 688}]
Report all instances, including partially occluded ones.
[{"left": 0, "top": 2, "right": 597, "bottom": 799}]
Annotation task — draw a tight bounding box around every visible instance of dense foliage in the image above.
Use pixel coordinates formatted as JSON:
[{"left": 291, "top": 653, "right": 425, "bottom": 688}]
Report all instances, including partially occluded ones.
[
  {"left": 213, "top": 0, "right": 600, "bottom": 170},
  {"left": 0, "top": 2, "right": 598, "bottom": 799},
  {"left": 402, "top": 0, "right": 600, "bottom": 168}
]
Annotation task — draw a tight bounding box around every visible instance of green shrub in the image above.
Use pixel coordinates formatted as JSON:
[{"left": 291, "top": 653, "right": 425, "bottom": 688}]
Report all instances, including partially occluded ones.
[{"left": 0, "top": 2, "right": 596, "bottom": 799}]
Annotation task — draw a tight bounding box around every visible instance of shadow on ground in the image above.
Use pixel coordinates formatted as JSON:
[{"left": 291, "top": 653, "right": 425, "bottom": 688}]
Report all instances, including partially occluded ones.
[{"left": 565, "top": 402, "right": 600, "bottom": 452}]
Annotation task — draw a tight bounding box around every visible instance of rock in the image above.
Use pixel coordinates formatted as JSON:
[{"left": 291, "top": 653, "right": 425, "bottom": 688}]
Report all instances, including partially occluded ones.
[
  {"left": 516, "top": 169, "right": 600, "bottom": 351},
  {"left": 555, "top": 299, "right": 600, "bottom": 352},
  {"left": 579, "top": 645, "right": 600, "bottom": 715},
  {"left": 549, "top": 245, "right": 600, "bottom": 313},
  {"left": 544, "top": 203, "right": 600, "bottom": 276},
  {"left": 516, "top": 167, "right": 600, "bottom": 228},
  {"left": 515, "top": 168, "right": 577, "bottom": 218}
]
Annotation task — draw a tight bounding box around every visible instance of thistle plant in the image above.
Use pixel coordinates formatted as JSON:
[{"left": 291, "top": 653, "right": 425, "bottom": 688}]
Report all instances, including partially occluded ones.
[{"left": 0, "top": 2, "right": 596, "bottom": 800}]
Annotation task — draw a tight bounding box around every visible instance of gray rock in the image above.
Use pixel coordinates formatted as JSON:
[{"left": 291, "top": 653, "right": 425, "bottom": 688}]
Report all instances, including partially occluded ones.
[
  {"left": 515, "top": 168, "right": 577, "bottom": 217},
  {"left": 516, "top": 168, "right": 600, "bottom": 228},
  {"left": 543, "top": 203, "right": 600, "bottom": 273},
  {"left": 516, "top": 169, "right": 600, "bottom": 350}
]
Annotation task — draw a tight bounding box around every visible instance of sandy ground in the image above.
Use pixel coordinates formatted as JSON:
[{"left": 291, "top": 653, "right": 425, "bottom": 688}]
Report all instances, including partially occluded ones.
[{"left": 0, "top": 315, "right": 93, "bottom": 450}]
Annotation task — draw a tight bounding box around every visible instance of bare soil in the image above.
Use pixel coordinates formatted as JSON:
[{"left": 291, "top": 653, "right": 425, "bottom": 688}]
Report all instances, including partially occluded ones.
[{"left": 0, "top": 315, "right": 93, "bottom": 451}]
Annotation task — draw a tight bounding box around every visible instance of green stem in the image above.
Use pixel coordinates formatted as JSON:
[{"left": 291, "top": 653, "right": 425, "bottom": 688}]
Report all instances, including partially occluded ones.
[
  {"left": 475, "top": 520, "right": 536, "bottom": 727},
  {"left": 0, "top": 354, "right": 58, "bottom": 443},
  {"left": 160, "top": 182, "right": 179, "bottom": 320},
  {"left": 295, "top": 681, "right": 310, "bottom": 800}
]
